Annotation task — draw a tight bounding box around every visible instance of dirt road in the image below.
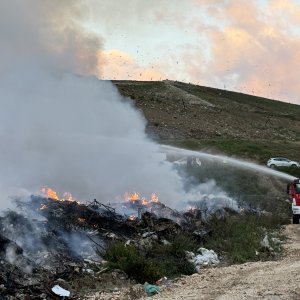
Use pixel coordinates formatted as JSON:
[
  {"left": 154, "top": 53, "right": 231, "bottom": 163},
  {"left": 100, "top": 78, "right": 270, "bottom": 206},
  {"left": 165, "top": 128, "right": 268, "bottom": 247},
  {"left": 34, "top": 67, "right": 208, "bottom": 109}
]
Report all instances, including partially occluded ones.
[{"left": 148, "top": 224, "right": 300, "bottom": 300}]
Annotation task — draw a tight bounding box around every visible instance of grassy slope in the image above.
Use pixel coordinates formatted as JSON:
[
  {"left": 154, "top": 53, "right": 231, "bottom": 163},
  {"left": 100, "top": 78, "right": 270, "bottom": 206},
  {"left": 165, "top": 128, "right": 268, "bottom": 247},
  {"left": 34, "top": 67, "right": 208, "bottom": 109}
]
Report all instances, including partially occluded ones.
[{"left": 115, "top": 80, "right": 300, "bottom": 176}]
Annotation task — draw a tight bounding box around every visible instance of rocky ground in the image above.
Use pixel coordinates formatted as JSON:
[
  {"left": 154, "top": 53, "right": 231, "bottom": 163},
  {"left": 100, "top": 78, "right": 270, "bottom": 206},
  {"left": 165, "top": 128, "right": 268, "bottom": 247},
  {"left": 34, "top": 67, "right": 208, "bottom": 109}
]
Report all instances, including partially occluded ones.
[{"left": 85, "top": 224, "right": 300, "bottom": 300}]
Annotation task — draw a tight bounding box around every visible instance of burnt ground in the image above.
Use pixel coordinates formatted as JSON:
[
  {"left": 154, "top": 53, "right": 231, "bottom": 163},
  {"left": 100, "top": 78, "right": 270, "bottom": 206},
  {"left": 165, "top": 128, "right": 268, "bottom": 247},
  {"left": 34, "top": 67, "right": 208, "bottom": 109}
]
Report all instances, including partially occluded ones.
[{"left": 1, "top": 196, "right": 234, "bottom": 299}]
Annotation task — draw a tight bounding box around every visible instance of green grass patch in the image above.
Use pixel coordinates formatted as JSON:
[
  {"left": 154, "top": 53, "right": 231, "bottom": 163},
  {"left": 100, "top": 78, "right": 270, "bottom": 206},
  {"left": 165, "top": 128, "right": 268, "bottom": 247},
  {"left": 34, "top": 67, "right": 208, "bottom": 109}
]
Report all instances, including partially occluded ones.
[{"left": 203, "top": 214, "right": 285, "bottom": 263}]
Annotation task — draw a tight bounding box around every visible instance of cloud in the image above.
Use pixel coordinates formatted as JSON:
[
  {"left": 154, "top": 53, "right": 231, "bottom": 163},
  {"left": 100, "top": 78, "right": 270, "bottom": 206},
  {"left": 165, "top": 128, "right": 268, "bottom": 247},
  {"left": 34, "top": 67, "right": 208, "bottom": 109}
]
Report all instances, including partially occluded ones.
[
  {"left": 92, "top": 0, "right": 300, "bottom": 104},
  {"left": 182, "top": 0, "right": 300, "bottom": 103}
]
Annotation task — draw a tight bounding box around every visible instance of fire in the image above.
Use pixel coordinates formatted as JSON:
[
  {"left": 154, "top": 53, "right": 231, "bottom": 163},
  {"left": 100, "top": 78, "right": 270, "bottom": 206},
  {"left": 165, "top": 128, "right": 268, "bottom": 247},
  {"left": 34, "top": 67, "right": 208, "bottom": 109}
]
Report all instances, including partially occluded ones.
[
  {"left": 124, "top": 192, "right": 159, "bottom": 205},
  {"left": 41, "top": 187, "right": 59, "bottom": 200},
  {"left": 62, "top": 192, "right": 74, "bottom": 201},
  {"left": 151, "top": 193, "right": 159, "bottom": 203},
  {"left": 41, "top": 186, "right": 79, "bottom": 203},
  {"left": 125, "top": 192, "right": 139, "bottom": 202}
]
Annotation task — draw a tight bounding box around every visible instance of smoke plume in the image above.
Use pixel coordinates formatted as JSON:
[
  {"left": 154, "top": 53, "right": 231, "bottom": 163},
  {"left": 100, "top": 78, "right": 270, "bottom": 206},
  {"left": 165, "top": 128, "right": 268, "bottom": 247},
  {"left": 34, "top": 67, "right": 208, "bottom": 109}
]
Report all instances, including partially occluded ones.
[{"left": 0, "top": 0, "right": 236, "bottom": 212}]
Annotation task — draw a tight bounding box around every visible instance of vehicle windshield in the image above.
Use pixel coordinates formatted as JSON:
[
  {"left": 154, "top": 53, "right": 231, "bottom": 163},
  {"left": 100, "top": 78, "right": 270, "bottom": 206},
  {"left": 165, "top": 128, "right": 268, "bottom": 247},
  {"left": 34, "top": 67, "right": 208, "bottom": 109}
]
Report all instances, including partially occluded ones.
[{"left": 295, "top": 183, "right": 300, "bottom": 193}]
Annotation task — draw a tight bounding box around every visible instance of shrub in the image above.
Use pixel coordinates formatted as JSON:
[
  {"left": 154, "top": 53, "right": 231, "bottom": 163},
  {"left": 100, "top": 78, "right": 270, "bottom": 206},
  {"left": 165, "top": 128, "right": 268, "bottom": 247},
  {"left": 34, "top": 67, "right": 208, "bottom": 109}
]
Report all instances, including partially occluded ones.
[
  {"left": 170, "top": 233, "right": 198, "bottom": 257},
  {"left": 104, "top": 234, "right": 198, "bottom": 283},
  {"left": 104, "top": 242, "right": 163, "bottom": 283}
]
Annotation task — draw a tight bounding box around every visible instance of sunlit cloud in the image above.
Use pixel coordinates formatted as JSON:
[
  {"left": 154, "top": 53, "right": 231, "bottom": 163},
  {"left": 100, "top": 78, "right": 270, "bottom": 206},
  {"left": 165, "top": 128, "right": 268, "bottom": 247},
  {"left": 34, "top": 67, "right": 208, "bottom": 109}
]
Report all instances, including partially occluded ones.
[{"left": 182, "top": 0, "right": 300, "bottom": 103}]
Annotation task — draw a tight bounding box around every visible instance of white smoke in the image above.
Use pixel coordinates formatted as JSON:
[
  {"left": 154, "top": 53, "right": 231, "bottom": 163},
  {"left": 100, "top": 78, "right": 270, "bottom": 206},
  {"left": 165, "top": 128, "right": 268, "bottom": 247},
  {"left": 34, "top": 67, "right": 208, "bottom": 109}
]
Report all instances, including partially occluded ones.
[
  {"left": 0, "top": 69, "right": 188, "bottom": 206},
  {"left": 0, "top": 0, "right": 236, "bottom": 212}
]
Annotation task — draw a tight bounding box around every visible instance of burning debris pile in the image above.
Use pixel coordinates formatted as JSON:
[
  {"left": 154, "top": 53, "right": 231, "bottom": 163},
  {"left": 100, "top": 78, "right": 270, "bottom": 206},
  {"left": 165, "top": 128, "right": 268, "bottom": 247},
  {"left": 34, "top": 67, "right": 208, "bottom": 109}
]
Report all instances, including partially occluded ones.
[{"left": 0, "top": 188, "right": 240, "bottom": 299}]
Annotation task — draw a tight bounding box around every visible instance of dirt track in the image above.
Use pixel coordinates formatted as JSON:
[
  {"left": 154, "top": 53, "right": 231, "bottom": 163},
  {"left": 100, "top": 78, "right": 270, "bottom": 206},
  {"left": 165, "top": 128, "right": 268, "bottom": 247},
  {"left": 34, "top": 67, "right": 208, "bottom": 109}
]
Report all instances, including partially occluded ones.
[{"left": 147, "top": 224, "right": 300, "bottom": 300}]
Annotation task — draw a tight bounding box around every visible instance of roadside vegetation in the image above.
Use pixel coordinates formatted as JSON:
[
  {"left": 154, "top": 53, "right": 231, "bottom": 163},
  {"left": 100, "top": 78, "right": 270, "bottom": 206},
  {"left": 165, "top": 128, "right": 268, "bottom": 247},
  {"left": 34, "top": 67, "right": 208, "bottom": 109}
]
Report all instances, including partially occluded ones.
[
  {"left": 204, "top": 214, "right": 285, "bottom": 264},
  {"left": 103, "top": 211, "right": 286, "bottom": 283},
  {"left": 104, "top": 233, "right": 198, "bottom": 283}
]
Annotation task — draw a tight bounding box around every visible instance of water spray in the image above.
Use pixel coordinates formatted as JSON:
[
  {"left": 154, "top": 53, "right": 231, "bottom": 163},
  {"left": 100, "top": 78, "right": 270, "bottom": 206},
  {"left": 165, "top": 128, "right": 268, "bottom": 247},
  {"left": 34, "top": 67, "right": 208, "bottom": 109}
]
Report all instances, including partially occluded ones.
[{"left": 160, "top": 145, "right": 297, "bottom": 181}]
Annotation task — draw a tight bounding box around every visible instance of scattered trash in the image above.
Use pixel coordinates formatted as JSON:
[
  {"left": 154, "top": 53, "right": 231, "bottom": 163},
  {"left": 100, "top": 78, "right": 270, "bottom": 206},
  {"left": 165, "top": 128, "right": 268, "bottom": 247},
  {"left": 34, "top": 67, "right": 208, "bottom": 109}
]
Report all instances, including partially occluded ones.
[
  {"left": 186, "top": 247, "right": 219, "bottom": 272},
  {"left": 156, "top": 276, "right": 168, "bottom": 285},
  {"left": 52, "top": 284, "right": 70, "bottom": 297},
  {"left": 144, "top": 282, "right": 160, "bottom": 296},
  {"left": 260, "top": 235, "right": 274, "bottom": 252}
]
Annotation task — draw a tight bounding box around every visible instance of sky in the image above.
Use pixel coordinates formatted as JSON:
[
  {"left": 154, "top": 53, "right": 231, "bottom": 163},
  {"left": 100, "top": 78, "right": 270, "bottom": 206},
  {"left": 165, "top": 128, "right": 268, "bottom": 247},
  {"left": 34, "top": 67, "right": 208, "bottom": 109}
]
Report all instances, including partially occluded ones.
[
  {"left": 77, "top": 0, "right": 300, "bottom": 105},
  {"left": 1, "top": 0, "right": 300, "bottom": 104}
]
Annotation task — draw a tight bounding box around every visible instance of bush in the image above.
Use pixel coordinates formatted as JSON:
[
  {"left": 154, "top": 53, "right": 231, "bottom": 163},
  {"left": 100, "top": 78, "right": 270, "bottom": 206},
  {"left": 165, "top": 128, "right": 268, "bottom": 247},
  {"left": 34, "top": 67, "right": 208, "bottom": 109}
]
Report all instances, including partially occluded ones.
[
  {"left": 104, "top": 242, "right": 163, "bottom": 283},
  {"left": 170, "top": 233, "right": 198, "bottom": 257},
  {"left": 104, "top": 234, "right": 198, "bottom": 283}
]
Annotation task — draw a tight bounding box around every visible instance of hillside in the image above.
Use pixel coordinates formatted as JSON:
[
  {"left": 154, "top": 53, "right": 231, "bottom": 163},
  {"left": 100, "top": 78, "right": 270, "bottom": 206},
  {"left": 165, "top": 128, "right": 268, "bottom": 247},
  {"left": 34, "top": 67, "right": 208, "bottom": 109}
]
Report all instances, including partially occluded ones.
[{"left": 114, "top": 80, "right": 300, "bottom": 164}]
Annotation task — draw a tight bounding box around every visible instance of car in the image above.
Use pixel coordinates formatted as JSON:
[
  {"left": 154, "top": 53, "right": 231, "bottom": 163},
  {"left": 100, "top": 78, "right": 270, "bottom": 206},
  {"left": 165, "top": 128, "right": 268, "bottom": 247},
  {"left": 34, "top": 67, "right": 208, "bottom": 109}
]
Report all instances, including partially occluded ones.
[{"left": 267, "top": 157, "right": 300, "bottom": 168}]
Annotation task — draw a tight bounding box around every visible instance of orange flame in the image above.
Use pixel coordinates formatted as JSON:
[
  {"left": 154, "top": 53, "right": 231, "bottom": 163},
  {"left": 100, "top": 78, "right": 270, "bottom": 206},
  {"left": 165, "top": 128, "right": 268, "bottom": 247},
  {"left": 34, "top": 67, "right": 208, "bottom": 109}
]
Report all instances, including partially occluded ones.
[
  {"left": 125, "top": 192, "right": 139, "bottom": 202},
  {"left": 41, "top": 187, "right": 59, "bottom": 200},
  {"left": 124, "top": 191, "right": 159, "bottom": 205},
  {"left": 41, "top": 186, "right": 79, "bottom": 203}
]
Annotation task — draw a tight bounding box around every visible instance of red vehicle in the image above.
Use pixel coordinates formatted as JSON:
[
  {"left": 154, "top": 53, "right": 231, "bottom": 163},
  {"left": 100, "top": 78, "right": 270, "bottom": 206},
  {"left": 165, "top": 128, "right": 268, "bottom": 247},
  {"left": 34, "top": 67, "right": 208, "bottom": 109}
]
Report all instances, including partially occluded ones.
[{"left": 287, "top": 179, "right": 300, "bottom": 224}]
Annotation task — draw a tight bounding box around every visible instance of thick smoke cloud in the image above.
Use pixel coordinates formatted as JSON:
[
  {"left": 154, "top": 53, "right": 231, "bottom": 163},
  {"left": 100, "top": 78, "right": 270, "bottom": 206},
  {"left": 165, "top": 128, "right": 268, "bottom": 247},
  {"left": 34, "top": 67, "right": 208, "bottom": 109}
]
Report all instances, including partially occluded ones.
[
  {"left": 0, "top": 0, "right": 237, "bottom": 212},
  {"left": 0, "top": 69, "right": 188, "bottom": 206},
  {"left": 0, "top": 0, "right": 198, "bottom": 209}
]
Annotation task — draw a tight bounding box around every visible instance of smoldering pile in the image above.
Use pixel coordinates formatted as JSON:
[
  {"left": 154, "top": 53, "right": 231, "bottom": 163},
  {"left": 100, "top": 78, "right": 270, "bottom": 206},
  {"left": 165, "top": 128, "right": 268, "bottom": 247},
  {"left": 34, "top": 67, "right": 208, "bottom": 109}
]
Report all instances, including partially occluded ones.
[{"left": 0, "top": 192, "right": 245, "bottom": 299}]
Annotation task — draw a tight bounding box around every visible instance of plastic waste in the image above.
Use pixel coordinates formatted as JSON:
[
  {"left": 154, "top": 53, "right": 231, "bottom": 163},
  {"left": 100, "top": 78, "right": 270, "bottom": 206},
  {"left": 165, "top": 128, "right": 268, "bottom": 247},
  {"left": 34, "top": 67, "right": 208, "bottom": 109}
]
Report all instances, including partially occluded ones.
[
  {"left": 51, "top": 285, "right": 70, "bottom": 297},
  {"left": 144, "top": 282, "right": 160, "bottom": 296}
]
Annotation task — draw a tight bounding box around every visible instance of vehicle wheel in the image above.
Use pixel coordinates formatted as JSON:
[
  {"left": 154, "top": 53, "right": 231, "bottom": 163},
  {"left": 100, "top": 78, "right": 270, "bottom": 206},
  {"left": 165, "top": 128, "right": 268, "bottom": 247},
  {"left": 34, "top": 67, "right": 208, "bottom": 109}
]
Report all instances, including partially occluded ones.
[
  {"left": 292, "top": 164, "right": 297, "bottom": 168},
  {"left": 270, "top": 164, "right": 275, "bottom": 169},
  {"left": 292, "top": 215, "right": 299, "bottom": 224}
]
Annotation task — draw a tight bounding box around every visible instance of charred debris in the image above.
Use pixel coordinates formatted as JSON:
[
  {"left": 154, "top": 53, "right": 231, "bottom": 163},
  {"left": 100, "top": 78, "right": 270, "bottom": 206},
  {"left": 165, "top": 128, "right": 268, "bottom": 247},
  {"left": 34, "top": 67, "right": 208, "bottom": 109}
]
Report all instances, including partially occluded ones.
[{"left": 0, "top": 195, "right": 239, "bottom": 299}]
